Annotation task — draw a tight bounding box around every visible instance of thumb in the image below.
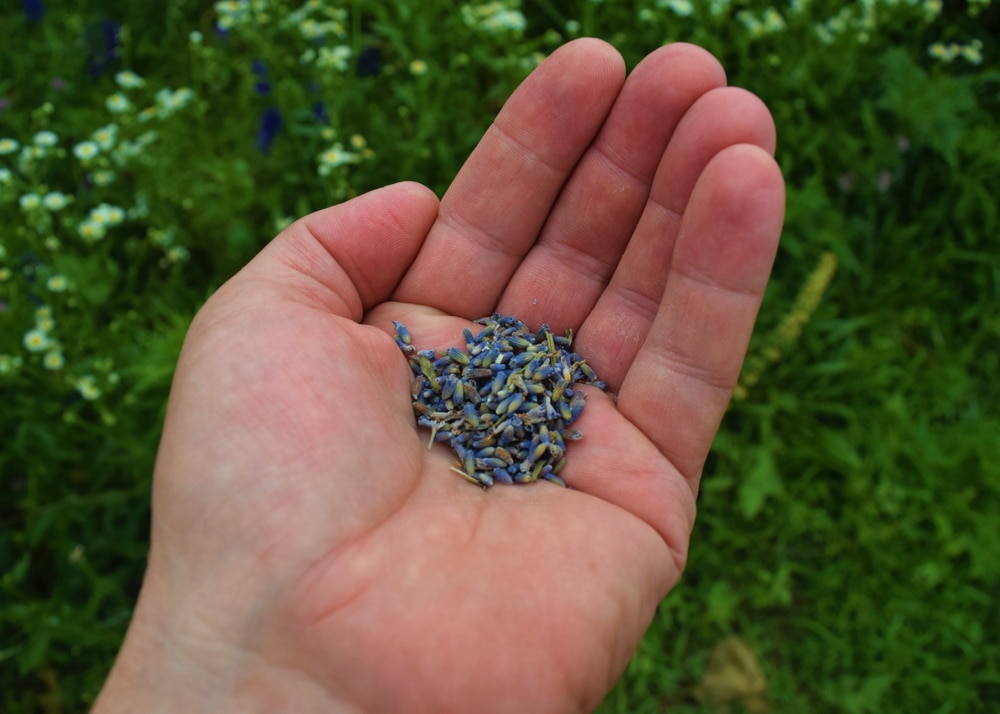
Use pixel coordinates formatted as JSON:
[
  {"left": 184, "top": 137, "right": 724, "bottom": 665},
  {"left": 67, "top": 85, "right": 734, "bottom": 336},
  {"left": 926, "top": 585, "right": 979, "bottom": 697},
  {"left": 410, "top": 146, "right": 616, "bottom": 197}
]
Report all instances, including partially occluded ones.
[{"left": 237, "top": 181, "right": 440, "bottom": 321}]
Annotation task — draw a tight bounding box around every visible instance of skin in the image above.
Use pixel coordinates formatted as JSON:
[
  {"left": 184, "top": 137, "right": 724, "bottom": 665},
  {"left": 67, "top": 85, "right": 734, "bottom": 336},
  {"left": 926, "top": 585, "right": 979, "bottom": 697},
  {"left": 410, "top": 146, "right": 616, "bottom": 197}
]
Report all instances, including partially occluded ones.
[{"left": 93, "top": 39, "right": 784, "bottom": 713}]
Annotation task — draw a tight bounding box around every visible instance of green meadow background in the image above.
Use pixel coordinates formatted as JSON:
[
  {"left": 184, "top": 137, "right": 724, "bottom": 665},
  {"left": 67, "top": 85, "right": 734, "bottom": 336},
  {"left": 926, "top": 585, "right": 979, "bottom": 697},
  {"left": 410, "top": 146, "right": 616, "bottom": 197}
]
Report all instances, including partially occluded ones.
[{"left": 2, "top": 1, "right": 998, "bottom": 711}]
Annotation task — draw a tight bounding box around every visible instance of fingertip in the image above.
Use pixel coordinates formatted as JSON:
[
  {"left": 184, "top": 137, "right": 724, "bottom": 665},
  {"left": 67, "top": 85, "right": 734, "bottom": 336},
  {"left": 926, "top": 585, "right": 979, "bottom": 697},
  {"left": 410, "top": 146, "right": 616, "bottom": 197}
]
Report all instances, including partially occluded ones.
[
  {"left": 383, "top": 180, "right": 441, "bottom": 207},
  {"left": 556, "top": 36, "right": 626, "bottom": 78},
  {"left": 711, "top": 87, "right": 778, "bottom": 156},
  {"left": 652, "top": 88, "right": 780, "bottom": 216},
  {"left": 265, "top": 182, "right": 440, "bottom": 318},
  {"left": 680, "top": 142, "right": 785, "bottom": 296},
  {"left": 495, "top": 37, "right": 625, "bottom": 152},
  {"left": 297, "top": 181, "right": 439, "bottom": 233},
  {"left": 710, "top": 143, "right": 786, "bottom": 219},
  {"left": 641, "top": 41, "right": 727, "bottom": 86},
  {"left": 365, "top": 181, "right": 441, "bottom": 236}
]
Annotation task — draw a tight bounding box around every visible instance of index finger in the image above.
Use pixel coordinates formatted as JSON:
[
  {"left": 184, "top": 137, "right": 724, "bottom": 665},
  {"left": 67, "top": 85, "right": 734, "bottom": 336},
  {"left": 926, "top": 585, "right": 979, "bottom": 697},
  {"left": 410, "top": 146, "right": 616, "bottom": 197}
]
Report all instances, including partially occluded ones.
[{"left": 392, "top": 39, "right": 625, "bottom": 318}]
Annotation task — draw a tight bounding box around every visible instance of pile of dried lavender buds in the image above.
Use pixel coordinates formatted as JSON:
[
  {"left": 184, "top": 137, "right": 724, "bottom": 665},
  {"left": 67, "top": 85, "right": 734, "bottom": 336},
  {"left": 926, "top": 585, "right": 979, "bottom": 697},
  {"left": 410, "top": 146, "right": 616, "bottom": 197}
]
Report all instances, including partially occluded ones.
[{"left": 393, "top": 314, "right": 606, "bottom": 488}]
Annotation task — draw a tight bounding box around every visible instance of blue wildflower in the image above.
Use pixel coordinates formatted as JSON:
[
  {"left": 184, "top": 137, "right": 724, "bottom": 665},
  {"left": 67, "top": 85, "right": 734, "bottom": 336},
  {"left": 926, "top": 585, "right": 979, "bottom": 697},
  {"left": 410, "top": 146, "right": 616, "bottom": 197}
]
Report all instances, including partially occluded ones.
[
  {"left": 256, "top": 106, "right": 282, "bottom": 153},
  {"left": 356, "top": 45, "right": 382, "bottom": 77},
  {"left": 312, "top": 101, "right": 329, "bottom": 123},
  {"left": 86, "top": 17, "right": 122, "bottom": 76},
  {"left": 251, "top": 60, "right": 270, "bottom": 95},
  {"left": 24, "top": 0, "right": 44, "bottom": 21}
]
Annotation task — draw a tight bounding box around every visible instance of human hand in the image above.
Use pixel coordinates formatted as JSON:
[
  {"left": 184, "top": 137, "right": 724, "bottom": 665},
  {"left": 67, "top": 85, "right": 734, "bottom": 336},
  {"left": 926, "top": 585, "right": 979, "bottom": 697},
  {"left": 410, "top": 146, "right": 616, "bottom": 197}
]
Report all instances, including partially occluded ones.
[{"left": 94, "top": 39, "right": 784, "bottom": 713}]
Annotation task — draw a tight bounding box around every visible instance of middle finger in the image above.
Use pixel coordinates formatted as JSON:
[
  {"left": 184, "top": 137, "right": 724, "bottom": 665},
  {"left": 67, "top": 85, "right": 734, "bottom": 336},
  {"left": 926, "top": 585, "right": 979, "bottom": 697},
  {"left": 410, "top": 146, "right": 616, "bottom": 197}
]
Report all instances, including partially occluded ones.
[{"left": 495, "top": 43, "right": 727, "bottom": 332}]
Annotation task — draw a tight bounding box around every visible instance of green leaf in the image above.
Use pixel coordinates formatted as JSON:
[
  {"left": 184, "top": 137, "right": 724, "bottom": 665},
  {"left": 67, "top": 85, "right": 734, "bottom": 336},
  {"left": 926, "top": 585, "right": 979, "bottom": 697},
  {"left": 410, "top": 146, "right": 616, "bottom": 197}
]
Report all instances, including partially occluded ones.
[
  {"left": 51, "top": 254, "right": 119, "bottom": 306},
  {"left": 738, "top": 448, "right": 784, "bottom": 520},
  {"left": 876, "top": 47, "right": 979, "bottom": 166}
]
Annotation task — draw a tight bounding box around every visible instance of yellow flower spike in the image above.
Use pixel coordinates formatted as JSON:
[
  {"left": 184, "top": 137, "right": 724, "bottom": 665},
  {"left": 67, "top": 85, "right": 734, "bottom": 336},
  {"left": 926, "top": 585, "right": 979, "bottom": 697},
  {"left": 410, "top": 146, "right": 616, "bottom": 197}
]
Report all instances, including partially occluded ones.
[{"left": 736, "top": 252, "right": 838, "bottom": 400}]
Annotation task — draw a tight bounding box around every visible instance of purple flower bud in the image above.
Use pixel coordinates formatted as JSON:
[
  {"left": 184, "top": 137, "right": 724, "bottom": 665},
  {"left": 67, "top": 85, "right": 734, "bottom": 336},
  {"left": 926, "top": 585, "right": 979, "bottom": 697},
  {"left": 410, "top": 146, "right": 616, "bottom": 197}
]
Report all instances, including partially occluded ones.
[
  {"left": 356, "top": 45, "right": 382, "bottom": 77},
  {"left": 85, "top": 17, "right": 122, "bottom": 76},
  {"left": 24, "top": 0, "right": 44, "bottom": 21},
  {"left": 256, "top": 106, "right": 282, "bottom": 154}
]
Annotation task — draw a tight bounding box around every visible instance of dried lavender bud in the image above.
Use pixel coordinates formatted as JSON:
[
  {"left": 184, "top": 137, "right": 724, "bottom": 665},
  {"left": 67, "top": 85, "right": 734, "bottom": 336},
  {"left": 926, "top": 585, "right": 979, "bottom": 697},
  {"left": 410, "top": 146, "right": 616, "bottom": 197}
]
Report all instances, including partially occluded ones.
[{"left": 393, "top": 314, "right": 606, "bottom": 488}]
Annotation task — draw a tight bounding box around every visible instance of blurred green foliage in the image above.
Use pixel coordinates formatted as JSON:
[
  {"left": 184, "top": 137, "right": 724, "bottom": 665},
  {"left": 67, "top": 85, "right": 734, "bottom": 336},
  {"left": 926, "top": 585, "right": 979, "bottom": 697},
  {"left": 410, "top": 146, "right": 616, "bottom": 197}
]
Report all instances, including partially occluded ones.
[{"left": 1, "top": 1, "right": 998, "bottom": 711}]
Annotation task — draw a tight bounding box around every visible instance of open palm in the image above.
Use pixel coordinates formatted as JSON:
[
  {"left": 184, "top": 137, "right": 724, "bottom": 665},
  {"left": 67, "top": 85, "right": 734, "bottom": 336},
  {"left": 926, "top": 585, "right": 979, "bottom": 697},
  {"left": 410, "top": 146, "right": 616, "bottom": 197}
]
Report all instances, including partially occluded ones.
[{"left": 96, "top": 40, "right": 784, "bottom": 713}]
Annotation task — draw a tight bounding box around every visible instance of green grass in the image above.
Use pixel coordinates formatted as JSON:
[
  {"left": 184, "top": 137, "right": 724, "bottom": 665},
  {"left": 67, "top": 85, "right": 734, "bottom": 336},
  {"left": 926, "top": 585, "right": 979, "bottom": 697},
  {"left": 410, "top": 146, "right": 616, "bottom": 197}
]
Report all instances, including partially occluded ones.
[{"left": 2, "top": 1, "right": 998, "bottom": 711}]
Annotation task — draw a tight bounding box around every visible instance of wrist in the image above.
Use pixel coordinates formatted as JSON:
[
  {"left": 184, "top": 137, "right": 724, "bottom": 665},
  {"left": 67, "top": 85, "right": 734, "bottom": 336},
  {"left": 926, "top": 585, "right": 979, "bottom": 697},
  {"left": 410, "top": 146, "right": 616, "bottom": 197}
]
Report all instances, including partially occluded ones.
[
  {"left": 91, "top": 575, "right": 357, "bottom": 713},
  {"left": 91, "top": 599, "right": 207, "bottom": 713}
]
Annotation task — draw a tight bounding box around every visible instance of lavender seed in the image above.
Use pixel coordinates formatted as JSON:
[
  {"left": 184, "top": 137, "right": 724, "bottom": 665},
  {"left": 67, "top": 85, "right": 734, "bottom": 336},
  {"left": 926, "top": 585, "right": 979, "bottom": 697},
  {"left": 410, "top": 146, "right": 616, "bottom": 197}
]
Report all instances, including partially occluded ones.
[{"left": 394, "top": 314, "right": 605, "bottom": 489}]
